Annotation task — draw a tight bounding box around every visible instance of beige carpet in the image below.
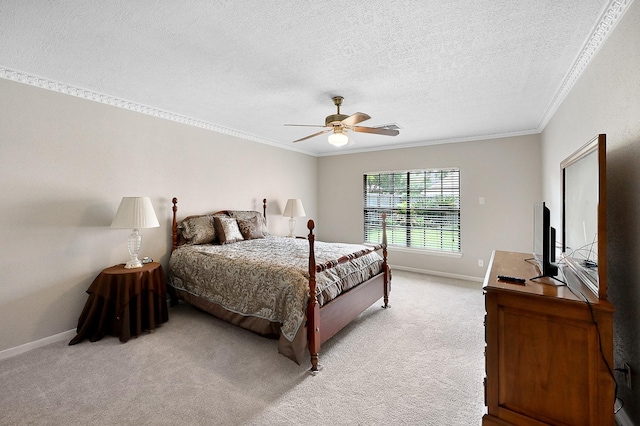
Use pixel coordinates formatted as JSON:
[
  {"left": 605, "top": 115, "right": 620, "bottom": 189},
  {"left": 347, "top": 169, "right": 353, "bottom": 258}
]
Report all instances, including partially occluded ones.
[{"left": 0, "top": 271, "right": 486, "bottom": 425}]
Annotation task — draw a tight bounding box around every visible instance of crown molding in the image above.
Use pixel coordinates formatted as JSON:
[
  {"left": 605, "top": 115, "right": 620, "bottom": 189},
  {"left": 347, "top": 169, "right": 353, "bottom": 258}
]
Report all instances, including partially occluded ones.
[
  {"left": 0, "top": 66, "right": 316, "bottom": 157},
  {"left": 538, "top": 0, "right": 633, "bottom": 131}
]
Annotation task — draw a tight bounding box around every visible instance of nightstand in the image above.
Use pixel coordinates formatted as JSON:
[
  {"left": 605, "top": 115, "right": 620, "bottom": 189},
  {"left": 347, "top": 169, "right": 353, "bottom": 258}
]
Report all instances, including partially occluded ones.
[{"left": 69, "top": 262, "right": 169, "bottom": 345}]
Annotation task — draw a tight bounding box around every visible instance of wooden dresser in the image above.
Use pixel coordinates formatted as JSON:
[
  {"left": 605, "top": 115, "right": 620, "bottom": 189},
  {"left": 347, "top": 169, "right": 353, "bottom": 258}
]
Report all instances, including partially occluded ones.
[{"left": 482, "top": 250, "right": 614, "bottom": 425}]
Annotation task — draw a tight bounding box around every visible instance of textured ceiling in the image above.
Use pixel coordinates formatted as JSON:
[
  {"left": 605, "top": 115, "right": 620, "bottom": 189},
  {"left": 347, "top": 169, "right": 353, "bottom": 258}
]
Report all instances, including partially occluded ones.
[{"left": 0, "top": 0, "right": 630, "bottom": 156}]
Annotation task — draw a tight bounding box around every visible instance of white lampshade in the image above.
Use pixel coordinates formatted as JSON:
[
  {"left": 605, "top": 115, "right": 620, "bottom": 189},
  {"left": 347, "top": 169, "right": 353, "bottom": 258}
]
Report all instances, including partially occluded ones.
[
  {"left": 283, "top": 199, "right": 306, "bottom": 238},
  {"left": 111, "top": 197, "right": 160, "bottom": 229},
  {"left": 328, "top": 131, "right": 348, "bottom": 147},
  {"left": 111, "top": 197, "right": 159, "bottom": 269},
  {"left": 283, "top": 199, "right": 306, "bottom": 218}
]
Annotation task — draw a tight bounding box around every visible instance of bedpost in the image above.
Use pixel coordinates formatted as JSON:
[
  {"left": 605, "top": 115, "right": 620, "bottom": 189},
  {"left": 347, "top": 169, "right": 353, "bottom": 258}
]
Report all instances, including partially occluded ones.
[
  {"left": 307, "top": 219, "right": 321, "bottom": 374},
  {"left": 263, "top": 198, "right": 267, "bottom": 226},
  {"left": 172, "top": 198, "right": 179, "bottom": 252},
  {"left": 169, "top": 197, "right": 180, "bottom": 307},
  {"left": 382, "top": 212, "right": 391, "bottom": 309}
]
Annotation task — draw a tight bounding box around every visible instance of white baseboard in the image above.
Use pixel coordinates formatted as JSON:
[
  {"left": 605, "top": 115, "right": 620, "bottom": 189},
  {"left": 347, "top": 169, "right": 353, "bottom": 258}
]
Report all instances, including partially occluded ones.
[
  {"left": 0, "top": 329, "right": 76, "bottom": 361},
  {"left": 389, "top": 264, "right": 484, "bottom": 283},
  {"left": 616, "top": 405, "right": 634, "bottom": 426}
]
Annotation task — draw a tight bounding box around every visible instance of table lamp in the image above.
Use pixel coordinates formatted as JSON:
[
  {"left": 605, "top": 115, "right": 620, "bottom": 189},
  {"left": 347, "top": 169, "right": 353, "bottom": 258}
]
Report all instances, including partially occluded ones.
[
  {"left": 111, "top": 197, "right": 159, "bottom": 268},
  {"left": 283, "top": 198, "right": 306, "bottom": 238}
]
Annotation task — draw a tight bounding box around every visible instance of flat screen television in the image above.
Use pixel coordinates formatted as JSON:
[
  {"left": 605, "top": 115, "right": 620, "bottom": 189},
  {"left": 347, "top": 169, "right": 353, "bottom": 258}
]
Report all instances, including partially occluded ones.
[
  {"left": 533, "top": 201, "right": 558, "bottom": 278},
  {"left": 561, "top": 134, "right": 607, "bottom": 299}
]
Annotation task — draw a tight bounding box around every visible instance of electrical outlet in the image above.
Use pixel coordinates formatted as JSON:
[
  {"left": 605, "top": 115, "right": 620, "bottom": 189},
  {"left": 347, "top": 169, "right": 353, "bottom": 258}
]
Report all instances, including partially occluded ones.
[
  {"left": 624, "top": 362, "right": 632, "bottom": 389},
  {"left": 478, "top": 259, "right": 484, "bottom": 267}
]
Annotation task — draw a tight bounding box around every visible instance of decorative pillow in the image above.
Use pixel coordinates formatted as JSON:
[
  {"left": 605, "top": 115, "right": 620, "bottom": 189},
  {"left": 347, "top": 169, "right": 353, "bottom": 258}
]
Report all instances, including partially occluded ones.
[
  {"left": 236, "top": 216, "right": 265, "bottom": 240},
  {"left": 180, "top": 215, "right": 216, "bottom": 245},
  {"left": 228, "top": 210, "right": 269, "bottom": 236},
  {"left": 213, "top": 216, "right": 244, "bottom": 244}
]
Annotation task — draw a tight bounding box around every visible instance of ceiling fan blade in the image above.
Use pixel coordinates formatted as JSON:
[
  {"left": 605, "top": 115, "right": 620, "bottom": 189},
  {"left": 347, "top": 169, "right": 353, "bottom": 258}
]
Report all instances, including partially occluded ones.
[
  {"left": 352, "top": 126, "right": 400, "bottom": 136},
  {"left": 341, "top": 112, "right": 371, "bottom": 126},
  {"left": 372, "top": 124, "right": 401, "bottom": 131},
  {"left": 293, "top": 129, "right": 332, "bottom": 143}
]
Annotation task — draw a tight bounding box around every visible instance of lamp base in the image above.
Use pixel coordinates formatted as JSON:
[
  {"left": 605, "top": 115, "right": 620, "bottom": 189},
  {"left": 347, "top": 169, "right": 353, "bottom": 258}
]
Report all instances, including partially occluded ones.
[
  {"left": 124, "top": 258, "right": 143, "bottom": 269},
  {"left": 288, "top": 217, "right": 296, "bottom": 238},
  {"left": 125, "top": 229, "right": 143, "bottom": 268}
]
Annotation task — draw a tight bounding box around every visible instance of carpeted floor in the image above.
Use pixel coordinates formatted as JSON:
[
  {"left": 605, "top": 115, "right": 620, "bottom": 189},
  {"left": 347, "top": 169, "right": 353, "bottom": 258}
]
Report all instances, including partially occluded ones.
[{"left": 0, "top": 271, "right": 486, "bottom": 425}]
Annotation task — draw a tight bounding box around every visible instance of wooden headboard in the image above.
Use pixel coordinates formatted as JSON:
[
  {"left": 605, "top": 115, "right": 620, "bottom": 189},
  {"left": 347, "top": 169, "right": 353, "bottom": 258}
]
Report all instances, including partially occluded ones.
[{"left": 171, "top": 198, "right": 267, "bottom": 251}]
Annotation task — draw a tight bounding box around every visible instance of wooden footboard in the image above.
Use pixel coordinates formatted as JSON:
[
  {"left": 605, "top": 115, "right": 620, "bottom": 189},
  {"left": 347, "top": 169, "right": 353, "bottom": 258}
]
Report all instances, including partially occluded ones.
[{"left": 306, "top": 214, "right": 390, "bottom": 374}]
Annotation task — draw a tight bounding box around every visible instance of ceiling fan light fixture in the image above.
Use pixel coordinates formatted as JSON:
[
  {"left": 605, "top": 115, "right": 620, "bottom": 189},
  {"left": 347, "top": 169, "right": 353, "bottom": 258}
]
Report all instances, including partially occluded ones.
[{"left": 328, "top": 131, "right": 348, "bottom": 147}]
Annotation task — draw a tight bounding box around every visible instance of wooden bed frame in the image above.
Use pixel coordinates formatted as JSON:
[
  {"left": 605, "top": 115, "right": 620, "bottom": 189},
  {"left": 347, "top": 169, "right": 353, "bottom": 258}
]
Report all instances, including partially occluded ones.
[{"left": 170, "top": 197, "right": 391, "bottom": 373}]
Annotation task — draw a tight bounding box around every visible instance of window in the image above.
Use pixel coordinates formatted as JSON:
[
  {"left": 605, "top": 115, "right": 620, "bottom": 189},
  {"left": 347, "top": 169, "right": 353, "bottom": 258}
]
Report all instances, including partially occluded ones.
[{"left": 364, "top": 169, "right": 461, "bottom": 252}]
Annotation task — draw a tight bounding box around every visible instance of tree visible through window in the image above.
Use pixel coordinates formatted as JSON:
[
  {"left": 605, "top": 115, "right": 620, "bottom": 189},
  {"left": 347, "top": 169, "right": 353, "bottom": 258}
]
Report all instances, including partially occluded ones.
[{"left": 364, "top": 169, "right": 461, "bottom": 252}]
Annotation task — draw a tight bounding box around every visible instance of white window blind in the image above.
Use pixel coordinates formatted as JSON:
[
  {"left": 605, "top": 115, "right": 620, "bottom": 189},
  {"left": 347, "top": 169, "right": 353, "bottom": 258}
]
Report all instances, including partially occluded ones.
[{"left": 364, "top": 169, "right": 461, "bottom": 252}]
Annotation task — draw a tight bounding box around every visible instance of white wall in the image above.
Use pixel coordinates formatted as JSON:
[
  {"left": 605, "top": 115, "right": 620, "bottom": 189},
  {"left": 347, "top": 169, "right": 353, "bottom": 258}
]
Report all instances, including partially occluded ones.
[
  {"left": 317, "top": 134, "right": 542, "bottom": 280},
  {"left": 0, "top": 78, "right": 317, "bottom": 352},
  {"left": 541, "top": 1, "right": 640, "bottom": 423}
]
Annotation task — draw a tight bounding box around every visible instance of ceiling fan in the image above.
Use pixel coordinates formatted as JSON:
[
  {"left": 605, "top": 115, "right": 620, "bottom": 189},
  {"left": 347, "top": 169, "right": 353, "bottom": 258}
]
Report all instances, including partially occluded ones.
[{"left": 285, "top": 96, "right": 400, "bottom": 146}]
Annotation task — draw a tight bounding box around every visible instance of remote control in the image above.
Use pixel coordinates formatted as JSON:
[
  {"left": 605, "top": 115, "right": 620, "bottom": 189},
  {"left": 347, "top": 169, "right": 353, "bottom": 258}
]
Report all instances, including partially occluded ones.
[{"left": 497, "top": 275, "right": 526, "bottom": 284}]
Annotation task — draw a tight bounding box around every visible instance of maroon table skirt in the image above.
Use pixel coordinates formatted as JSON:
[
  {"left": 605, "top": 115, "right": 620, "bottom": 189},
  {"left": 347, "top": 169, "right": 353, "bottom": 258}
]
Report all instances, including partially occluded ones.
[{"left": 69, "top": 262, "right": 168, "bottom": 345}]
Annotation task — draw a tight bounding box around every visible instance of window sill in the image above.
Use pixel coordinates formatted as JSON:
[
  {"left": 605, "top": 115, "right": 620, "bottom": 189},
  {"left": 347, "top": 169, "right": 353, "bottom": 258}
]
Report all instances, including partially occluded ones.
[{"left": 363, "top": 243, "right": 463, "bottom": 258}]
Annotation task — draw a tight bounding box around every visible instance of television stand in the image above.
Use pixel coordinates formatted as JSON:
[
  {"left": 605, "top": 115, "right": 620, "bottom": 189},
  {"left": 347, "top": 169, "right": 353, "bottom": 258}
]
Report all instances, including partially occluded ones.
[
  {"left": 529, "top": 274, "right": 564, "bottom": 284},
  {"left": 524, "top": 256, "right": 562, "bottom": 283},
  {"left": 483, "top": 250, "right": 614, "bottom": 425}
]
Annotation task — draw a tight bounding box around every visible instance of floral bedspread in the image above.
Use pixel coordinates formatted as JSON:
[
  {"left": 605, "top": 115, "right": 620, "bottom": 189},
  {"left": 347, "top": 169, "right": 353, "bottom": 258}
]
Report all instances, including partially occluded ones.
[{"left": 168, "top": 236, "right": 383, "bottom": 341}]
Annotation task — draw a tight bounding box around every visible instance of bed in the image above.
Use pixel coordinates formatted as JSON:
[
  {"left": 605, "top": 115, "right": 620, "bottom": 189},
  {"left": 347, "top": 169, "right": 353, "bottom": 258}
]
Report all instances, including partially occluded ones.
[{"left": 168, "top": 198, "right": 390, "bottom": 373}]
